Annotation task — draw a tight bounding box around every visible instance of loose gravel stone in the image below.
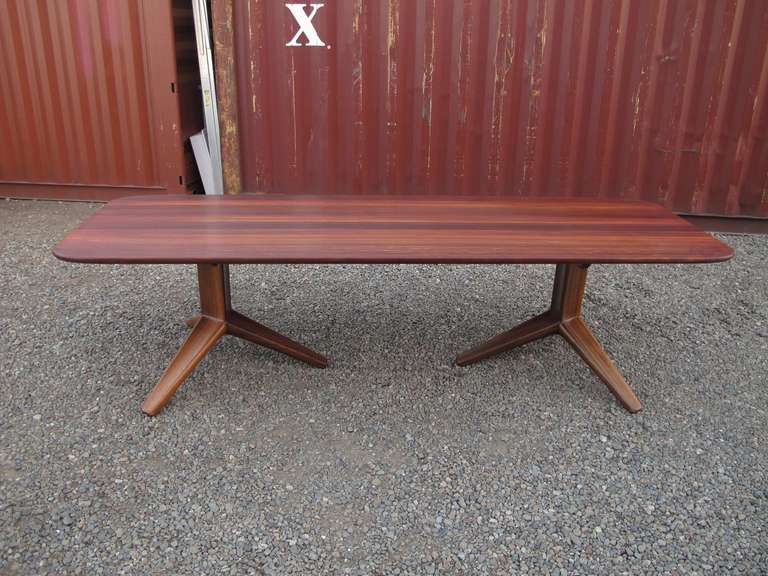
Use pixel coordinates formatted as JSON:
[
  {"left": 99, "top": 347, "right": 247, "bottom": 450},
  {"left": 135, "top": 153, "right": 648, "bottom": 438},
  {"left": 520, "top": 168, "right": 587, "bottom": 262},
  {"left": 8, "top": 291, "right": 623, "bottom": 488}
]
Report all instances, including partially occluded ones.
[{"left": 0, "top": 199, "right": 766, "bottom": 575}]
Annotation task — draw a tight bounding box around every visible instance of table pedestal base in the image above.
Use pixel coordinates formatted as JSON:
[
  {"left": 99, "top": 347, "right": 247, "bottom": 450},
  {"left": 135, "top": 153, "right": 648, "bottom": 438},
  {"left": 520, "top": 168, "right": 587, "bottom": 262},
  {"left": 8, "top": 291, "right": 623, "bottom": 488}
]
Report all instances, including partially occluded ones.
[
  {"left": 455, "top": 264, "right": 642, "bottom": 413},
  {"left": 141, "top": 263, "right": 327, "bottom": 416}
]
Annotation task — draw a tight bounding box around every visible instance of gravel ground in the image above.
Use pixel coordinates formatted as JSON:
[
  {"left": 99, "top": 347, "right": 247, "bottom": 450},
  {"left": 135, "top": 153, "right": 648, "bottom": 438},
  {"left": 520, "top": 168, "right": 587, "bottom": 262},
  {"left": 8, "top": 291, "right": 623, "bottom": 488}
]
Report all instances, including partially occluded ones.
[{"left": 0, "top": 198, "right": 766, "bottom": 576}]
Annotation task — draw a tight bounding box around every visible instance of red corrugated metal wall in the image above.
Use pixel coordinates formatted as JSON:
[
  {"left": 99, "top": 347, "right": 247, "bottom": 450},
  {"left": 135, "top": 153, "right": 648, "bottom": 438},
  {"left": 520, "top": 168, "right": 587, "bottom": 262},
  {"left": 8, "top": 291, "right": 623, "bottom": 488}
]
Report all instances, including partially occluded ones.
[
  {"left": 0, "top": 0, "right": 192, "bottom": 200},
  {"left": 224, "top": 0, "right": 768, "bottom": 217}
]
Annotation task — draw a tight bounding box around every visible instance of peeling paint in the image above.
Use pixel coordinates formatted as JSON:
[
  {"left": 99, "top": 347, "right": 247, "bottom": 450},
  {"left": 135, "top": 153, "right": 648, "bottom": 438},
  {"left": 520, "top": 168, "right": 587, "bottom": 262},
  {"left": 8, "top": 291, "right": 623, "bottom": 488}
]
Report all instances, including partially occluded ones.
[{"left": 221, "top": 0, "right": 768, "bottom": 217}]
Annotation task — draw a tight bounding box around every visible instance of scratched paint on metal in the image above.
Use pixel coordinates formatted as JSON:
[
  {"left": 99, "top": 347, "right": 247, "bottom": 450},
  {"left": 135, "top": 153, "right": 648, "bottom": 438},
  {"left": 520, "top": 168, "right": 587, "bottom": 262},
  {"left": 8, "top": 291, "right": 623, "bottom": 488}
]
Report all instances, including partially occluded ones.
[{"left": 230, "top": 0, "right": 768, "bottom": 217}]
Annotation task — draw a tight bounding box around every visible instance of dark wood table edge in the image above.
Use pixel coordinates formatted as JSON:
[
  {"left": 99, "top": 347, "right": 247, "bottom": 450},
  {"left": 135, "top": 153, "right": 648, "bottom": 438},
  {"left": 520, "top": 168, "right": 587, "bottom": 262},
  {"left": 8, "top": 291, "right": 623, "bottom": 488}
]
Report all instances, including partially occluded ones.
[{"left": 52, "top": 254, "right": 735, "bottom": 265}]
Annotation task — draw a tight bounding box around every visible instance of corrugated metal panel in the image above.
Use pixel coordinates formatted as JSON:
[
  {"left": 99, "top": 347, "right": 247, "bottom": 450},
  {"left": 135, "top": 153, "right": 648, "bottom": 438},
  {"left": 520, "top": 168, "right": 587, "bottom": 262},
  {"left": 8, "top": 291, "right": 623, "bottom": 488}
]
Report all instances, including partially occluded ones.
[
  {"left": 221, "top": 0, "right": 768, "bottom": 217},
  {"left": 0, "top": 0, "right": 187, "bottom": 199}
]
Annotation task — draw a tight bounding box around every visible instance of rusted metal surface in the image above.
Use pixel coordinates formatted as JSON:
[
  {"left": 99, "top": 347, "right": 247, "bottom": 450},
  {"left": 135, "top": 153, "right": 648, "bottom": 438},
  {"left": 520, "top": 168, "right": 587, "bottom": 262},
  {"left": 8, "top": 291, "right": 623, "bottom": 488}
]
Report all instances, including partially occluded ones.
[
  {"left": 212, "top": 0, "right": 242, "bottom": 195},
  {"left": 217, "top": 0, "right": 768, "bottom": 217},
  {"left": 0, "top": 0, "right": 188, "bottom": 200}
]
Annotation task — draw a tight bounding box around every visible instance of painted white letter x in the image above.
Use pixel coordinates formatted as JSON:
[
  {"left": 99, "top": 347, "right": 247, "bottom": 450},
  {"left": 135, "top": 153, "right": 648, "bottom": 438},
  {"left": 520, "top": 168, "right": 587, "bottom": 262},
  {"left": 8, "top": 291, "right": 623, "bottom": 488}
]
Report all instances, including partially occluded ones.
[{"left": 285, "top": 4, "right": 326, "bottom": 47}]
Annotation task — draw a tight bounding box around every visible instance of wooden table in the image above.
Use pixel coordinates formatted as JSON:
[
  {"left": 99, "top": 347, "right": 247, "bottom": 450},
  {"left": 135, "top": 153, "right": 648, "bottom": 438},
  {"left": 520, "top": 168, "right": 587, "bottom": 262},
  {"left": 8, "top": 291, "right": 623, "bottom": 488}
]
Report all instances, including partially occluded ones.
[{"left": 54, "top": 195, "right": 733, "bottom": 416}]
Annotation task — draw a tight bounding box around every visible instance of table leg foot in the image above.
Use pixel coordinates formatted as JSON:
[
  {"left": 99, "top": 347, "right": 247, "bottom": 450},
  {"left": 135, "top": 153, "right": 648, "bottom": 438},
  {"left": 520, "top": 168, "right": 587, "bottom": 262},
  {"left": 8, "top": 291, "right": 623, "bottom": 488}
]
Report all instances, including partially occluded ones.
[
  {"left": 227, "top": 310, "right": 328, "bottom": 368},
  {"left": 141, "top": 316, "right": 226, "bottom": 416},
  {"left": 455, "top": 312, "right": 559, "bottom": 366},
  {"left": 456, "top": 264, "right": 642, "bottom": 412},
  {"left": 559, "top": 317, "right": 641, "bottom": 412},
  {"left": 185, "top": 313, "right": 325, "bottom": 365}
]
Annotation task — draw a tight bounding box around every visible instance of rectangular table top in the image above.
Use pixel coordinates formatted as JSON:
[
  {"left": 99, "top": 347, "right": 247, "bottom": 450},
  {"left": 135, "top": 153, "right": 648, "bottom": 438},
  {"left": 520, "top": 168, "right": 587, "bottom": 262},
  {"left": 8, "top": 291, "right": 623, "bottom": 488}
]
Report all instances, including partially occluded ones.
[{"left": 53, "top": 195, "right": 733, "bottom": 265}]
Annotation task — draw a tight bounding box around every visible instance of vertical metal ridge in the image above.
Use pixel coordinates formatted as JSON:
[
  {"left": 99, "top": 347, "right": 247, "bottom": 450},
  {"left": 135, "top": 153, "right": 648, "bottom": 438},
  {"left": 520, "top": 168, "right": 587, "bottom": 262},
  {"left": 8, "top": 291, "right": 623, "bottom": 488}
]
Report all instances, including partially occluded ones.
[
  {"left": 566, "top": 0, "right": 599, "bottom": 197},
  {"left": 359, "top": 0, "right": 379, "bottom": 193},
  {"left": 322, "top": 0, "right": 338, "bottom": 193},
  {"left": 76, "top": 1, "right": 108, "bottom": 182},
  {"left": 376, "top": 0, "right": 391, "bottom": 194},
  {"left": 0, "top": 1, "right": 25, "bottom": 176},
  {"left": 58, "top": 0, "right": 86, "bottom": 181},
  {"left": 389, "top": 0, "right": 410, "bottom": 195},
  {"left": 499, "top": 0, "right": 530, "bottom": 195},
  {"left": 667, "top": 0, "right": 715, "bottom": 210},
  {"left": 287, "top": 44, "right": 299, "bottom": 192},
  {"left": 56, "top": 0, "right": 97, "bottom": 183},
  {"left": 107, "top": 2, "right": 140, "bottom": 186},
  {"left": 426, "top": 0, "right": 455, "bottom": 195},
  {"left": 22, "top": 0, "right": 65, "bottom": 181},
  {"left": 460, "top": 0, "right": 492, "bottom": 196},
  {"left": 96, "top": 0, "right": 129, "bottom": 182},
  {"left": 521, "top": 0, "right": 547, "bottom": 196},
  {"left": 272, "top": 3, "right": 291, "bottom": 192},
  {"left": 484, "top": 0, "right": 507, "bottom": 195},
  {"left": 599, "top": 0, "right": 639, "bottom": 198},
  {"left": 338, "top": 0, "right": 356, "bottom": 194},
  {"left": 349, "top": 0, "right": 363, "bottom": 194},
  {"left": 86, "top": 0, "right": 121, "bottom": 182},
  {"left": 407, "top": 0, "right": 426, "bottom": 194},
  {"left": 38, "top": 0, "right": 76, "bottom": 182},
  {"left": 634, "top": 0, "right": 672, "bottom": 202},
  {"left": 305, "top": 3, "right": 325, "bottom": 193},
  {"left": 451, "top": 0, "right": 472, "bottom": 195},
  {"left": 696, "top": 0, "right": 749, "bottom": 215},
  {"left": 16, "top": 1, "right": 52, "bottom": 178},
  {"left": 443, "top": 0, "right": 464, "bottom": 196},
  {"left": 4, "top": 0, "right": 45, "bottom": 179},
  {"left": 127, "top": 0, "right": 159, "bottom": 186},
  {"left": 476, "top": 0, "right": 501, "bottom": 196},
  {"left": 293, "top": 7, "right": 313, "bottom": 193},
  {"left": 531, "top": 0, "right": 566, "bottom": 197},
  {"left": 551, "top": 0, "right": 579, "bottom": 198},
  {"left": 735, "top": 12, "right": 768, "bottom": 216},
  {"left": 416, "top": 0, "right": 435, "bottom": 193},
  {"left": 253, "top": 0, "right": 272, "bottom": 192}
]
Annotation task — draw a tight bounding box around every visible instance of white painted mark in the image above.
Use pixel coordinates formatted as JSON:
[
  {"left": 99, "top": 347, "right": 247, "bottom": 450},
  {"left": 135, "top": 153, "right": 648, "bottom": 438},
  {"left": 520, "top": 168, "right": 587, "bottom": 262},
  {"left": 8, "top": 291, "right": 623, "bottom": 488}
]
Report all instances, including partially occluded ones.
[{"left": 285, "top": 4, "right": 326, "bottom": 47}]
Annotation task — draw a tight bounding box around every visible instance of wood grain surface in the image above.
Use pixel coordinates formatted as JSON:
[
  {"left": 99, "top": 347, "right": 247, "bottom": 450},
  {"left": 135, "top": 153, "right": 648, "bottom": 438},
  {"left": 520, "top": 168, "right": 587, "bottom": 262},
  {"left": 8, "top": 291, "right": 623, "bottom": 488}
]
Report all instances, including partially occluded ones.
[{"left": 53, "top": 195, "right": 733, "bottom": 264}]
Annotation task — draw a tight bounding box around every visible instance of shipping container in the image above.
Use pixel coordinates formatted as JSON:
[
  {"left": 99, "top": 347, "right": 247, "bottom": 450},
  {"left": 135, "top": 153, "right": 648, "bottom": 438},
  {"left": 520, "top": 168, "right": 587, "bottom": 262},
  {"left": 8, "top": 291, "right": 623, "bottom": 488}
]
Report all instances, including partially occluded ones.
[
  {"left": 0, "top": 0, "right": 201, "bottom": 201},
  {"left": 213, "top": 0, "right": 768, "bottom": 218}
]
